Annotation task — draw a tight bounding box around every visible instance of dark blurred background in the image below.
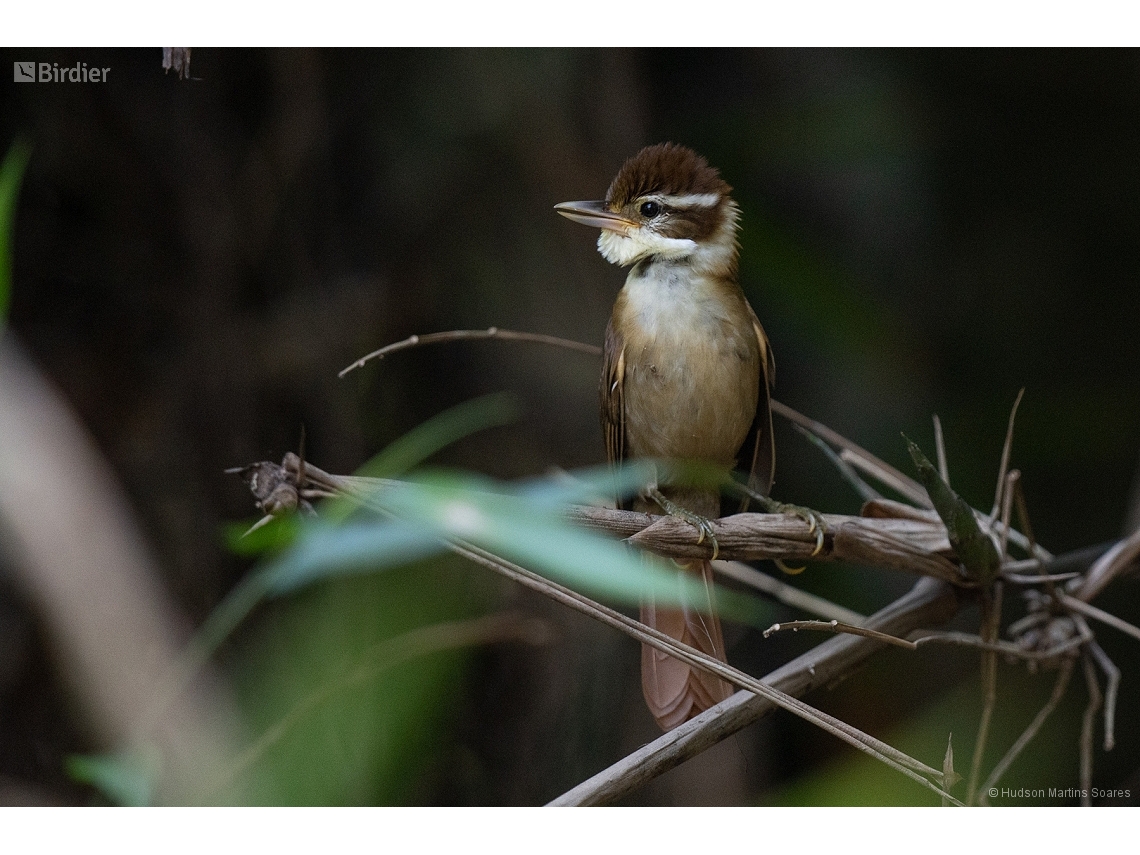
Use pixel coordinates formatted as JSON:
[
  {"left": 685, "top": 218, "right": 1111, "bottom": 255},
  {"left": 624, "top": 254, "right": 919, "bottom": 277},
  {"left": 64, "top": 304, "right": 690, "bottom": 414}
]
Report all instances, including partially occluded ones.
[{"left": 1, "top": 48, "right": 1139, "bottom": 805}]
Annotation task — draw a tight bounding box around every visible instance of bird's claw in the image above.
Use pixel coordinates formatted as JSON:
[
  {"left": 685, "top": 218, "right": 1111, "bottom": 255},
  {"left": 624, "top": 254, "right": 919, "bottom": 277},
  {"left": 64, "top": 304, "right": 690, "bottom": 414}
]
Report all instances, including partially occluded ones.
[
  {"left": 774, "top": 503, "right": 826, "bottom": 557},
  {"left": 696, "top": 517, "right": 720, "bottom": 560},
  {"left": 648, "top": 487, "right": 721, "bottom": 560},
  {"left": 734, "top": 483, "right": 826, "bottom": 559},
  {"left": 771, "top": 505, "right": 823, "bottom": 575}
]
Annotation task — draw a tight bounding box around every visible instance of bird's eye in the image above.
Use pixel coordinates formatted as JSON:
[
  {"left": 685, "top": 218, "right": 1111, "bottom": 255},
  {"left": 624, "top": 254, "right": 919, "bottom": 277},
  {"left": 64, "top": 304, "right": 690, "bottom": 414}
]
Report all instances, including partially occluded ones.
[{"left": 639, "top": 201, "right": 661, "bottom": 219}]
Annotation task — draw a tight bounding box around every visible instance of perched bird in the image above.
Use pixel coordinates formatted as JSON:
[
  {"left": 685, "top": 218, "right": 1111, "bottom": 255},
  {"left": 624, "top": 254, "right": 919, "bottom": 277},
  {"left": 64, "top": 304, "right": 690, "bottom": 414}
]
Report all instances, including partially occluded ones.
[{"left": 556, "top": 143, "right": 776, "bottom": 730}]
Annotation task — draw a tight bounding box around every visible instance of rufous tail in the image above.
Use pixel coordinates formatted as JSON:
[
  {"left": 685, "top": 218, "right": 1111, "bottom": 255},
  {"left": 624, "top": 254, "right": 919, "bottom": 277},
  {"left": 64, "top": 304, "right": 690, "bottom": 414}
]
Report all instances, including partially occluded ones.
[{"left": 640, "top": 559, "right": 733, "bottom": 731}]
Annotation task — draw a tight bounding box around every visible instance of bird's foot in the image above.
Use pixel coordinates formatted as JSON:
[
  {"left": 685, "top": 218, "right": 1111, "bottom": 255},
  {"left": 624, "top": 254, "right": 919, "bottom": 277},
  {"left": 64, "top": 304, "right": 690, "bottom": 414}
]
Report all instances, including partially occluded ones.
[
  {"left": 733, "top": 484, "right": 826, "bottom": 567},
  {"left": 646, "top": 486, "right": 720, "bottom": 560}
]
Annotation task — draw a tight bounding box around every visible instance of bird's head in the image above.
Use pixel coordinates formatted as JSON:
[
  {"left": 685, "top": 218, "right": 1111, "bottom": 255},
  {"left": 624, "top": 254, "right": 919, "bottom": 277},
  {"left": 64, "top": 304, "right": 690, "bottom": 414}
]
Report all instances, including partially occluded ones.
[{"left": 555, "top": 143, "right": 740, "bottom": 274}]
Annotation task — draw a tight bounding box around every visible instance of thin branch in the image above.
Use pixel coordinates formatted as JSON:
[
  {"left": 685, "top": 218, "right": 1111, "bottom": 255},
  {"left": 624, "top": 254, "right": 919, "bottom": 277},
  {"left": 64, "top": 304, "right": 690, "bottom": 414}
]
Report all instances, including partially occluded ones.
[
  {"left": 1087, "top": 640, "right": 1119, "bottom": 751},
  {"left": 979, "top": 656, "right": 1075, "bottom": 805},
  {"left": 271, "top": 457, "right": 968, "bottom": 586},
  {"left": 714, "top": 560, "right": 866, "bottom": 625},
  {"left": 255, "top": 455, "right": 965, "bottom": 584},
  {"left": 547, "top": 577, "right": 959, "bottom": 806},
  {"left": 933, "top": 414, "right": 950, "bottom": 485},
  {"left": 999, "top": 470, "right": 1019, "bottom": 560},
  {"left": 768, "top": 400, "right": 931, "bottom": 507},
  {"left": 1079, "top": 651, "right": 1103, "bottom": 805},
  {"left": 338, "top": 327, "right": 602, "bottom": 377},
  {"left": 1071, "top": 525, "right": 1140, "bottom": 603},
  {"left": 564, "top": 505, "right": 965, "bottom": 585},
  {"left": 792, "top": 424, "right": 881, "bottom": 503},
  {"left": 1060, "top": 594, "right": 1140, "bottom": 644},
  {"left": 1001, "top": 571, "right": 1080, "bottom": 585},
  {"left": 763, "top": 619, "right": 917, "bottom": 649},
  {"left": 990, "top": 388, "right": 1025, "bottom": 520},
  {"left": 968, "top": 583, "right": 1003, "bottom": 805},
  {"left": 1001, "top": 541, "right": 1116, "bottom": 579},
  {"left": 912, "top": 631, "right": 1085, "bottom": 662},
  {"left": 761, "top": 621, "right": 1087, "bottom": 663},
  {"left": 839, "top": 449, "right": 930, "bottom": 509}
]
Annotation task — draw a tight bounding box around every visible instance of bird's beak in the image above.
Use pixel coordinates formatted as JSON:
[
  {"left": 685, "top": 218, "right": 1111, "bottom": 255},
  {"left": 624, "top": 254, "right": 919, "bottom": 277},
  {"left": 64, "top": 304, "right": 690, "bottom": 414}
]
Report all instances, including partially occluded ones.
[{"left": 554, "top": 200, "right": 635, "bottom": 235}]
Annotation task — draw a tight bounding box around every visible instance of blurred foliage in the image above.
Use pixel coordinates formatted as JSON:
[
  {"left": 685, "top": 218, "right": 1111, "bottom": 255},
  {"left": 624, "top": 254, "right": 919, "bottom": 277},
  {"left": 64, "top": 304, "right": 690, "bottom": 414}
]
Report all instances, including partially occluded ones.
[
  {"left": 66, "top": 749, "right": 157, "bottom": 808},
  {"left": 225, "top": 559, "right": 482, "bottom": 805},
  {"left": 765, "top": 659, "right": 1084, "bottom": 806},
  {"left": 0, "top": 140, "right": 31, "bottom": 326}
]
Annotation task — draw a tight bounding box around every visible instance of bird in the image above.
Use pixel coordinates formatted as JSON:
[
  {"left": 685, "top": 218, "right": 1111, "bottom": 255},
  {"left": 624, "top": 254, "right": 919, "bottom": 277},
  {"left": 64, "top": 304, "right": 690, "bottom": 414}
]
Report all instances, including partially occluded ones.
[{"left": 555, "top": 143, "right": 776, "bottom": 731}]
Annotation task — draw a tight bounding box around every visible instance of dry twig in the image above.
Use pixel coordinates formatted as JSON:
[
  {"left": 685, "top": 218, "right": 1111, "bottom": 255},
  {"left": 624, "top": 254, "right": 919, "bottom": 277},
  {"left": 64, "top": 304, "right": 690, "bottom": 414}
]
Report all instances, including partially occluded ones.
[
  {"left": 338, "top": 327, "right": 601, "bottom": 377},
  {"left": 1079, "top": 652, "right": 1103, "bottom": 805},
  {"left": 978, "top": 656, "right": 1075, "bottom": 805}
]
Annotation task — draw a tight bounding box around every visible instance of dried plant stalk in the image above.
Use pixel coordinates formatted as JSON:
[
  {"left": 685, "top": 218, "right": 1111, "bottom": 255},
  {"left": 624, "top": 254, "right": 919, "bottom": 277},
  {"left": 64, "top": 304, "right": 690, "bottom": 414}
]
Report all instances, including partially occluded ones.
[{"left": 548, "top": 578, "right": 958, "bottom": 805}]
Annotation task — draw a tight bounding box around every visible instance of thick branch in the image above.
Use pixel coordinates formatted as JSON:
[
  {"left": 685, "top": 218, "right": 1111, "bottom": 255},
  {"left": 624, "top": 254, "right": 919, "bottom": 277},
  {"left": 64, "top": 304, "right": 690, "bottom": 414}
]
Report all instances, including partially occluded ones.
[
  {"left": 564, "top": 505, "right": 966, "bottom": 585},
  {"left": 247, "top": 455, "right": 967, "bottom": 584},
  {"left": 548, "top": 577, "right": 959, "bottom": 806}
]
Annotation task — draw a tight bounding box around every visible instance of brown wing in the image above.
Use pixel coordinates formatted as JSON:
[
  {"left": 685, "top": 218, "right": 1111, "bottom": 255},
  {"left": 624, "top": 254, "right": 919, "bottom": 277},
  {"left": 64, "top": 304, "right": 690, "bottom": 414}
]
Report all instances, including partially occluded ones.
[
  {"left": 736, "top": 304, "right": 775, "bottom": 511},
  {"left": 600, "top": 318, "right": 629, "bottom": 506}
]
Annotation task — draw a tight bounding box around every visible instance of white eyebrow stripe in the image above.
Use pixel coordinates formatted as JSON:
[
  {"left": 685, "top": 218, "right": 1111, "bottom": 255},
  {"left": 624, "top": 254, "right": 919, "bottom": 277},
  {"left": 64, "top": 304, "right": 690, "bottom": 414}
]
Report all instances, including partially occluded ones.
[{"left": 659, "top": 193, "right": 721, "bottom": 208}]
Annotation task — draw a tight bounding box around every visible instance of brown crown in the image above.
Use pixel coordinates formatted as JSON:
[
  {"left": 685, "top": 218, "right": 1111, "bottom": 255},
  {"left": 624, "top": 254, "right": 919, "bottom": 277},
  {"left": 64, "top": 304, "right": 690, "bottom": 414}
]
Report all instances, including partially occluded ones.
[{"left": 605, "top": 143, "right": 732, "bottom": 208}]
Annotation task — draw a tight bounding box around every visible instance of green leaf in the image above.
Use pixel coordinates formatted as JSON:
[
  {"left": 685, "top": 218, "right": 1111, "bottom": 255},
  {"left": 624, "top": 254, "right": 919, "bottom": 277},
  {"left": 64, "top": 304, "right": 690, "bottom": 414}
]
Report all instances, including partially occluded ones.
[
  {"left": 246, "top": 466, "right": 771, "bottom": 627},
  {"left": 0, "top": 140, "right": 33, "bottom": 327},
  {"left": 264, "top": 519, "right": 443, "bottom": 595},
  {"left": 513, "top": 459, "right": 658, "bottom": 508},
  {"left": 67, "top": 749, "right": 157, "bottom": 806},
  {"left": 904, "top": 435, "right": 998, "bottom": 585},
  {"left": 358, "top": 391, "right": 521, "bottom": 479},
  {"left": 224, "top": 514, "right": 303, "bottom": 556},
  {"left": 226, "top": 562, "right": 480, "bottom": 805},
  {"left": 371, "top": 471, "right": 772, "bottom": 626}
]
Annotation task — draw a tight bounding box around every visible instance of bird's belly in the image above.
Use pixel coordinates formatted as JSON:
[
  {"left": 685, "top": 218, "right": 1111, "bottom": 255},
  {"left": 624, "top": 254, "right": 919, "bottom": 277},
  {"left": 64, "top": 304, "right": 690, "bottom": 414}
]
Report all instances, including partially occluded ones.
[{"left": 623, "top": 330, "right": 759, "bottom": 466}]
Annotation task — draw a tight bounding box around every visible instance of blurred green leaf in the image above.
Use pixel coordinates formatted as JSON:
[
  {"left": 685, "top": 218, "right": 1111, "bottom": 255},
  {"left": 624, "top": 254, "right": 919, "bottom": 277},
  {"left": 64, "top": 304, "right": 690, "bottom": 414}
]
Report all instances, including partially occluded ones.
[
  {"left": 905, "top": 435, "right": 999, "bottom": 585},
  {"left": 226, "top": 561, "right": 482, "bottom": 805},
  {"left": 264, "top": 518, "right": 443, "bottom": 595},
  {"left": 224, "top": 514, "right": 302, "bottom": 556},
  {"left": 765, "top": 668, "right": 1080, "bottom": 806},
  {"left": 359, "top": 391, "right": 520, "bottom": 479},
  {"left": 67, "top": 749, "right": 157, "bottom": 807},
  {"left": 0, "top": 140, "right": 32, "bottom": 327},
  {"left": 513, "top": 460, "right": 655, "bottom": 509},
  {"left": 350, "top": 470, "right": 771, "bottom": 627}
]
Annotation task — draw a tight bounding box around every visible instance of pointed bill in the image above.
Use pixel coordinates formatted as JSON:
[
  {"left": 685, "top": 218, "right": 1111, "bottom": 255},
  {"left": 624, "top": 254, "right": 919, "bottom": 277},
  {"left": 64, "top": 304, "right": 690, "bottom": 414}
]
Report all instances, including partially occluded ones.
[{"left": 554, "top": 200, "right": 636, "bottom": 235}]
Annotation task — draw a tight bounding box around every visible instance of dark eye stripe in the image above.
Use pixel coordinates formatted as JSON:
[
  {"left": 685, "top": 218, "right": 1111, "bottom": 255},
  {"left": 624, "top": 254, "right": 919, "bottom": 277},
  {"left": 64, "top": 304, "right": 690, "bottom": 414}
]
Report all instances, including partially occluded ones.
[{"left": 658, "top": 206, "right": 723, "bottom": 241}]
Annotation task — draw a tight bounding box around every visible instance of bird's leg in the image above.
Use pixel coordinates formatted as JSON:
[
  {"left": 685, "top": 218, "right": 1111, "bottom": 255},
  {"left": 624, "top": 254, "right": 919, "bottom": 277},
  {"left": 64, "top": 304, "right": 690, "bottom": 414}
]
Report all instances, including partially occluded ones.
[
  {"left": 733, "top": 482, "right": 826, "bottom": 558},
  {"left": 646, "top": 485, "right": 720, "bottom": 560}
]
